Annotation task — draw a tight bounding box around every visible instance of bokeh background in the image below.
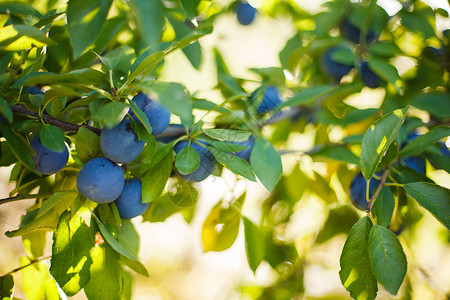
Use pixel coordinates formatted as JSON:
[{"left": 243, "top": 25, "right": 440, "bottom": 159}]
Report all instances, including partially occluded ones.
[{"left": 1, "top": 0, "right": 450, "bottom": 299}]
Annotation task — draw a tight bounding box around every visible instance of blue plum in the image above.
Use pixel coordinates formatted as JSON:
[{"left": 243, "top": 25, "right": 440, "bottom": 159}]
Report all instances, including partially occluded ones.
[
  {"left": 77, "top": 157, "right": 125, "bottom": 203},
  {"left": 360, "top": 61, "right": 382, "bottom": 88},
  {"left": 236, "top": 2, "right": 256, "bottom": 25},
  {"left": 233, "top": 135, "right": 254, "bottom": 162},
  {"left": 251, "top": 86, "right": 282, "bottom": 114},
  {"left": 114, "top": 178, "right": 149, "bottom": 219},
  {"left": 321, "top": 47, "right": 354, "bottom": 81},
  {"left": 401, "top": 156, "right": 426, "bottom": 174},
  {"left": 30, "top": 134, "right": 69, "bottom": 174},
  {"left": 155, "top": 124, "right": 185, "bottom": 144},
  {"left": 349, "top": 172, "right": 381, "bottom": 211},
  {"left": 339, "top": 18, "right": 377, "bottom": 44},
  {"left": 129, "top": 92, "right": 171, "bottom": 135},
  {"left": 27, "top": 86, "right": 44, "bottom": 95},
  {"left": 174, "top": 140, "right": 217, "bottom": 182},
  {"left": 101, "top": 118, "right": 145, "bottom": 164}
]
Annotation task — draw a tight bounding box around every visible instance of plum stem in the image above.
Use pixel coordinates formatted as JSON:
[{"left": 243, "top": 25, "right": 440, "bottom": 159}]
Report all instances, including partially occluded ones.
[
  {"left": 10, "top": 104, "right": 102, "bottom": 135},
  {"left": 3, "top": 254, "right": 51, "bottom": 276},
  {"left": 366, "top": 169, "right": 389, "bottom": 214}
]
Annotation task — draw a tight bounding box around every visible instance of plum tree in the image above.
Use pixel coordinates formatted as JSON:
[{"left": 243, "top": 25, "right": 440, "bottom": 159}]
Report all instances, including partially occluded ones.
[
  {"left": 321, "top": 47, "right": 354, "bottom": 81},
  {"left": 30, "top": 134, "right": 69, "bottom": 174},
  {"left": 76, "top": 157, "right": 125, "bottom": 203},
  {"left": 129, "top": 92, "right": 171, "bottom": 135},
  {"left": 114, "top": 178, "right": 149, "bottom": 219},
  {"left": 101, "top": 118, "right": 145, "bottom": 164},
  {"left": 236, "top": 2, "right": 256, "bottom": 25},
  {"left": 349, "top": 172, "right": 381, "bottom": 211},
  {"left": 174, "top": 140, "right": 217, "bottom": 182}
]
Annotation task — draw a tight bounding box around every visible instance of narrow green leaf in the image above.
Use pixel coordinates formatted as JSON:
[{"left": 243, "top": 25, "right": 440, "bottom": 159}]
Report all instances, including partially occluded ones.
[
  {"left": 5, "top": 208, "right": 61, "bottom": 237},
  {"left": 369, "top": 58, "right": 402, "bottom": 93},
  {"left": 250, "top": 137, "right": 282, "bottom": 191},
  {"left": 169, "top": 17, "right": 202, "bottom": 69},
  {"left": 404, "top": 182, "right": 450, "bottom": 229},
  {"left": 243, "top": 217, "right": 265, "bottom": 273},
  {"left": 84, "top": 245, "right": 123, "bottom": 300},
  {"left": 0, "top": 123, "right": 35, "bottom": 173},
  {"left": 94, "top": 102, "right": 129, "bottom": 128},
  {"left": 411, "top": 92, "right": 450, "bottom": 119},
  {"left": 202, "top": 201, "right": 241, "bottom": 252},
  {"left": 0, "top": 274, "right": 14, "bottom": 299},
  {"left": 0, "top": 2, "right": 43, "bottom": 18},
  {"left": 310, "top": 145, "right": 359, "bottom": 166},
  {"left": 208, "top": 146, "right": 256, "bottom": 181},
  {"left": 281, "top": 85, "right": 334, "bottom": 108},
  {"left": 360, "top": 106, "right": 408, "bottom": 180},
  {"left": 36, "top": 191, "right": 78, "bottom": 218},
  {"left": 20, "top": 258, "right": 49, "bottom": 300},
  {"left": 339, "top": 216, "right": 378, "bottom": 300},
  {"left": 67, "top": 0, "right": 113, "bottom": 58},
  {"left": 0, "top": 97, "right": 13, "bottom": 123},
  {"left": 203, "top": 128, "right": 251, "bottom": 142},
  {"left": 50, "top": 211, "right": 93, "bottom": 296},
  {"left": 128, "top": 0, "right": 164, "bottom": 48},
  {"left": 0, "top": 24, "right": 56, "bottom": 51},
  {"left": 93, "top": 214, "right": 149, "bottom": 277},
  {"left": 368, "top": 42, "right": 401, "bottom": 57},
  {"left": 15, "top": 69, "right": 106, "bottom": 87},
  {"left": 128, "top": 51, "right": 165, "bottom": 83},
  {"left": 128, "top": 99, "right": 152, "bottom": 134},
  {"left": 175, "top": 145, "right": 201, "bottom": 175},
  {"left": 369, "top": 225, "right": 407, "bottom": 295},
  {"left": 138, "top": 81, "right": 193, "bottom": 128},
  {"left": 75, "top": 127, "right": 101, "bottom": 163},
  {"left": 372, "top": 187, "right": 395, "bottom": 227},
  {"left": 93, "top": 47, "right": 124, "bottom": 70},
  {"left": 142, "top": 150, "right": 173, "bottom": 203},
  {"left": 180, "top": 0, "right": 200, "bottom": 19},
  {"left": 40, "top": 124, "right": 66, "bottom": 153},
  {"left": 399, "top": 126, "right": 450, "bottom": 157}
]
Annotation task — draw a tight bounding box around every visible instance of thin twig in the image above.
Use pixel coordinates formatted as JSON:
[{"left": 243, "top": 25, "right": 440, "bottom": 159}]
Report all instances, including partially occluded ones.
[
  {"left": 366, "top": 170, "right": 389, "bottom": 213},
  {"left": 4, "top": 254, "right": 51, "bottom": 276},
  {"left": 0, "top": 192, "right": 53, "bottom": 205},
  {"left": 11, "top": 104, "right": 101, "bottom": 135}
]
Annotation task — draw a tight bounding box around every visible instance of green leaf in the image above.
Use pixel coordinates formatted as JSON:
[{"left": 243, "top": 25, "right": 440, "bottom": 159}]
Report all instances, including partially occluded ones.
[
  {"left": 203, "top": 128, "right": 251, "bottom": 142},
  {"left": 250, "top": 137, "right": 282, "bottom": 192},
  {"left": 50, "top": 211, "right": 93, "bottom": 296},
  {"left": 169, "top": 17, "right": 202, "bottom": 69},
  {"left": 92, "top": 214, "right": 149, "bottom": 277},
  {"left": 399, "top": 126, "right": 450, "bottom": 157},
  {"left": 138, "top": 81, "right": 193, "bottom": 128},
  {"left": 369, "top": 58, "right": 402, "bottom": 93},
  {"left": 372, "top": 187, "right": 395, "bottom": 227},
  {"left": 339, "top": 216, "right": 378, "bottom": 300},
  {"left": 369, "top": 225, "right": 407, "bottom": 295},
  {"left": 400, "top": 11, "right": 436, "bottom": 39},
  {"left": 175, "top": 145, "right": 200, "bottom": 175},
  {"left": 128, "top": 99, "right": 152, "bottom": 134},
  {"left": 331, "top": 48, "right": 355, "bottom": 65},
  {"left": 15, "top": 69, "right": 106, "bottom": 87},
  {"left": 404, "top": 182, "right": 450, "bottom": 230},
  {"left": 368, "top": 42, "right": 401, "bottom": 58},
  {"left": 5, "top": 207, "right": 61, "bottom": 237},
  {"left": 411, "top": 92, "right": 450, "bottom": 119},
  {"left": 0, "top": 24, "right": 56, "bottom": 51},
  {"left": 0, "top": 274, "right": 14, "bottom": 299},
  {"left": 281, "top": 85, "right": 334, "bottom": 108},
  {"left": 360, "top": 106, "right": 408, "bottom": 180},
  {"left": 202, "top": 200, "right": 241, "bottom": 252},
  {"left": 128, "top": 51, "right": 165, "bottom": 83},
  {"left": 207, "top": 140, "right": 249, "bottom": 152},
  {"left": 75, "top": 127, "right": 101, "bottom": 163},
  {"left": 67, "top": 0, "right": 113, "bottom": 59},
  {"left": 309, "top": 145, "right": 359, "bottom": 166},
  {"left": 94, "top": 102, "right": 129, "bottom": 128},
  {"left": 20, "top": 258, "right": 49, "bottom": 300},
  {"left": 93, "top": 47, "right": 124, "bottom": 70},
  {"left": 40, "top": 124, "right": 66, "bottom": 153},
  {"left": 243, "top": 217, "right": 265, "bottom": 273},
  {"left": 0, "top": 2, "right": 42, "bottom": 18},
  {"left": 0, "top": 97, "right": 13, "bottom": 123},
  {"left": 208, "top": 146, "right": 256, "bottom": 181},
  {"left": 84, "top": 245, "right": 123, "bottom": 300},
  {"left": 142, "top": 149, "right": 173, "bottom": 203},
  {"left": 180, "top": 0, "right": 200, "bottom": 19},
  {"left": 128, "top": 0, "right": 164, "bottom": 48},
  {"left": 36, "top": 191, "right": 78, "bottom": 218},
  {"left": 0, "top": 122, "right": 35, "bottom": 173}
]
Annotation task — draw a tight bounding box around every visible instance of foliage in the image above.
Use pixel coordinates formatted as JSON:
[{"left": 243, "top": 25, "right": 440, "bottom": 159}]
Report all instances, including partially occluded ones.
[{"left": 0, "top": 0, "right": 449, "bottom": 299}]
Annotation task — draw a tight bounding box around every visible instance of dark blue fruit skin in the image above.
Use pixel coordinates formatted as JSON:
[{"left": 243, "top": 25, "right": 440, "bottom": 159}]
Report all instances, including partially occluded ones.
[
  {"left": 101, "top": 118, "right": 145, "bottom": 164},
  {"left": 361, "top": 61, "right": 381, "bottom": 88},
  {"left": 401, "top": 156, "right": 426, "bottom": 174},
  {"left": 339, "top": 18, "right": 377, "bottom": 44},
  {"left": 174, "top": 140, "right": 217, "bottom": 182},
  {"left": 349, "top": 172, "right": 381, "bottom": 211},
  {"left": 251, "top": 86, "right": 282, "bottom": 114},
  {"left": 27, "top": 86, "right": 44, "bottom": 95},
  {"left": 129, "top": 93, "right": 171, "bottom": 135},
  {"left": 155, "top": 124, "right": 184, "bottom": 144},
  {"left": 77, "top": 157, "right": 125, "bottom": 203},
  {"left": 234, "top": 135, "right": 254, "bottom": 162},
  {"left": 30, "top": 135, "right": 69, "bottom": 174},
  {"left": 114, "top": 178, "right": 149, "bottom": 219},
  {"left": 321, "top": 47, "right": 354, "bottom": 81},
  {"left": 236, "top": 2, "right": 256, "bottom": 25}
]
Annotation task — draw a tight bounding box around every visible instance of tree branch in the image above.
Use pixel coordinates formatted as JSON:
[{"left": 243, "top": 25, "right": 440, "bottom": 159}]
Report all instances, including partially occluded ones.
[
  {"left": 3, "top": 254, "right": 51, "bottom": 276},
  {"left": 11, "top": 104, "right": 101, "bottom": 135},
  {"left": 366, "top": 170, "right": 389, "bottom": 213},
  {"left": 0, "top": 192, "right": 53, "bottom": 205}
]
